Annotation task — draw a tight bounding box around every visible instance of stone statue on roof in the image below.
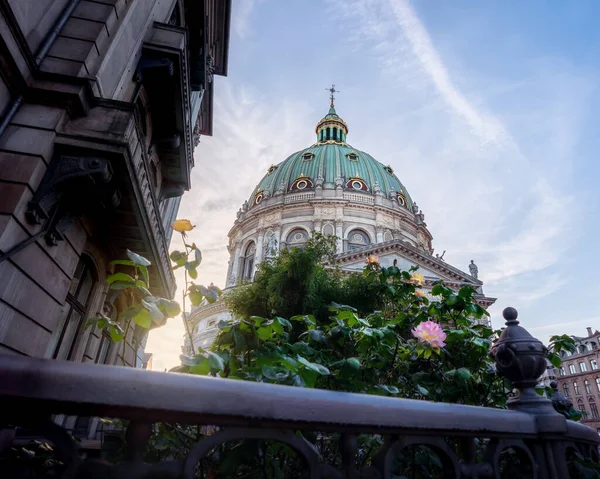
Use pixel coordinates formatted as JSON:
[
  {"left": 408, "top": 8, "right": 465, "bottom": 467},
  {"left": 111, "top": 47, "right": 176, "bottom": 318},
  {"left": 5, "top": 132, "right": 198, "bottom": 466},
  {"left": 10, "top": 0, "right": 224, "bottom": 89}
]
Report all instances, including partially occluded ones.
[{"left": 469, "top": 260, "right": 478, "bottom": 279}]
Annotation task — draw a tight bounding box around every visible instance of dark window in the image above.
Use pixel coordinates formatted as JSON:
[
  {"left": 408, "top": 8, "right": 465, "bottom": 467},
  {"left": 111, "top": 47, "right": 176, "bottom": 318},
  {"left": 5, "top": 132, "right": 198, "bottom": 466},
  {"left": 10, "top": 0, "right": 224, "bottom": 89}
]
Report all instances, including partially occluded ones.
[
  {"left": 333, "top": 127, "right": 338, "bottom": 141},
  {"left": 574, "top": 382, "right": 581, "bottom": 395},
  {"left": 95, "top": 331, "right": 112, "bottom": 364},
  {"left": 326, "top": 127, "right": 330, "bottom": 140},
  {"left": 591, "top": 402, "right": 599, "bottom": 419},
  {"left": 53, "top": 257, "right": 97, "bottom": 361},
  {"left": 242, "top": 242, "right": 256, "bottom": 280},
  {"left": 563, "top": 383, "right": 570, "bottom": 397}
]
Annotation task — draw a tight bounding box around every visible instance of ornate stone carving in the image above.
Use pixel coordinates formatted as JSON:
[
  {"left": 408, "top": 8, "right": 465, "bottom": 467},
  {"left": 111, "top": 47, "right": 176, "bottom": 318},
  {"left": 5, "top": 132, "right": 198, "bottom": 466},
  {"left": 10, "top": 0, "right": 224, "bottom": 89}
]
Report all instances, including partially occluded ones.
[
  {"left": 373, "top": 180, "right": 381, "bottom": 195},
  {"left": 25, "top": 155, "right": 120, "bottom": 246},
  {"left": 315, "top": 175, "right": 325, "bottom": 188},
  {"left": 264, "top": 232, "right": 278, "bottom": 258}
]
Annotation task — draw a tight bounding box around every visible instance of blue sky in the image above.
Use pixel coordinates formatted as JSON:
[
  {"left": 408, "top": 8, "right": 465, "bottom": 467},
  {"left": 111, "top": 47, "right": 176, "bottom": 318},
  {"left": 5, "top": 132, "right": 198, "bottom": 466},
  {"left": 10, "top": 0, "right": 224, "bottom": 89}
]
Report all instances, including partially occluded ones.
[{"left": 147, "top": 0, "right": 600, "bottom": 371}]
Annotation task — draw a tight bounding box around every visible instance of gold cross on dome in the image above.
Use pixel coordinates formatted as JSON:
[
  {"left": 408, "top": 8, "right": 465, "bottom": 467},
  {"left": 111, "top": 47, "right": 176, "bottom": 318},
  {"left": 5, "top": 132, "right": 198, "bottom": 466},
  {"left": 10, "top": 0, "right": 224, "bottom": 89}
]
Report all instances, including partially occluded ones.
[{"left": 326, "top": 84, "right": 339, "bottom": 107}]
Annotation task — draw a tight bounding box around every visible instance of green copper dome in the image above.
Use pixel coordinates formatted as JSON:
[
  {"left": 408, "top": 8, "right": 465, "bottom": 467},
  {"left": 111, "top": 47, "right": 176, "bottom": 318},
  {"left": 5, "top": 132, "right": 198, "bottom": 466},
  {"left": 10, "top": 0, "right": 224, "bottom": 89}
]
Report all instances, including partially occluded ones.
[{"left": 249, "top": 106, "right": 415, "bottom": 210}]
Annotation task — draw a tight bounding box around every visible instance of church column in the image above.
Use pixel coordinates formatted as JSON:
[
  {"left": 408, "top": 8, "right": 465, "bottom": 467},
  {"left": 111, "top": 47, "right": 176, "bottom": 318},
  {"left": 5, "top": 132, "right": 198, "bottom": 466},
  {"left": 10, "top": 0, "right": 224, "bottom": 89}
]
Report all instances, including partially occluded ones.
[
  {"left": 335, "top": 220, "right": 344, "bottom": 253},
  {"left": 274, "top": 224, "right": 282, "bottom": 256},
  {"left": 255, "top": 228, "right": 265, "bottom": 268},
  {"left": 229, "top": 241, "right": 242, "bottom": 286},
  {"left": 376, "top": 225, "right": 384, "bottom": 243}
]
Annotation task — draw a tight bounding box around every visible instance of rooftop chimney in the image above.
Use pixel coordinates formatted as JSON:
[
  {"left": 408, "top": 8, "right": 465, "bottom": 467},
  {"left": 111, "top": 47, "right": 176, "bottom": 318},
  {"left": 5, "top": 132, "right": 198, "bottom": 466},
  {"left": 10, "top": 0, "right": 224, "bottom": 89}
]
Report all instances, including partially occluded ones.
[{"left": 587, "top": 327, "right": 593, "bottom": 337}]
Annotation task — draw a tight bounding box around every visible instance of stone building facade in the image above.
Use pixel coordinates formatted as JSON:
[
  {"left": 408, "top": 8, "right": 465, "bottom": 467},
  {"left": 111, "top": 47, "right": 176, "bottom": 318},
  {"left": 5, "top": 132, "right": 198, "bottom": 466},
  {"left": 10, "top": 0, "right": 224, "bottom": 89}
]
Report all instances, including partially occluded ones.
[
  {"left": 0, "top": 0, "right": 230, "bottom": 370},
  {"left": 556, "top": 327, "right": 600, "bottom": 433},
  {"left": 184, "top": 102, "right": 496, "bottom": 354}
]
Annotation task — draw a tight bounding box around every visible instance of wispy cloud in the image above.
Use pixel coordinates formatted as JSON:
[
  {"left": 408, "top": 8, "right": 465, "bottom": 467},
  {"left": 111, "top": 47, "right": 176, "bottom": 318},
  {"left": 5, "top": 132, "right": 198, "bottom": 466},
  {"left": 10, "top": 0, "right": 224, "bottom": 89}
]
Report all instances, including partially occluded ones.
[
  {"left": 147, "top": 82, "right": 313, "bottom": 370},
  {"left": 328, "top": 0, "right": 583, "bottom": 313},
  {"left": 232, "top": 0, "right": 264, "bottom": 39}
]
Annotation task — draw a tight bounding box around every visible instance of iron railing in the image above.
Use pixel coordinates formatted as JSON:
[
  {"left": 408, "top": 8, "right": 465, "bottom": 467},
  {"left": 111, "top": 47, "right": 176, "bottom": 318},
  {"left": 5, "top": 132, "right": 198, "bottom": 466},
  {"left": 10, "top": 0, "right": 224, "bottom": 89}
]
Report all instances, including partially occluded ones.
[{"left": 0, "top": 308, "right": 599, "bottom": 478}]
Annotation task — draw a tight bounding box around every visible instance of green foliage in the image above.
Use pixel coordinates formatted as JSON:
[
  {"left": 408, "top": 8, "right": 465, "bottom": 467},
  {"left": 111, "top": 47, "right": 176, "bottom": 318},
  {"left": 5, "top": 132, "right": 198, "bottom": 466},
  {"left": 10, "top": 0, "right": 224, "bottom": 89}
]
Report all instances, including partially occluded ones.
[
  {"left": 226, "top": 233, "right": 380, "bottom": 322},
  {"left": 182, "top": 237, "right": 503, "bottom": 408},
  {"left": 85, "top": 250, "right": 181, "bottom": 364}
]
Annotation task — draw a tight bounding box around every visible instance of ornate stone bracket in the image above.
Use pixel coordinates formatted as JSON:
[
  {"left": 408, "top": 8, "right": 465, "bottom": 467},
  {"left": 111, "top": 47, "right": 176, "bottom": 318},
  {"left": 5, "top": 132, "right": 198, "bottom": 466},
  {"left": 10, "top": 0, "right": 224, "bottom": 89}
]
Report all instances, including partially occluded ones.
[{"left": 25, "top": 155, "right": 120, "bottom": 246}]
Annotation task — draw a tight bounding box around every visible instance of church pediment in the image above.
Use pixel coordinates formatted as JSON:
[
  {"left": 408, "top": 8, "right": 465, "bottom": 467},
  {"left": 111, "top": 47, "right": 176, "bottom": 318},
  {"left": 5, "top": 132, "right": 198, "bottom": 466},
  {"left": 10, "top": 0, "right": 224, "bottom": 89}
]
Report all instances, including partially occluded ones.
[{"left": 334, "top": 239, "right": 481, "bottom": 287}]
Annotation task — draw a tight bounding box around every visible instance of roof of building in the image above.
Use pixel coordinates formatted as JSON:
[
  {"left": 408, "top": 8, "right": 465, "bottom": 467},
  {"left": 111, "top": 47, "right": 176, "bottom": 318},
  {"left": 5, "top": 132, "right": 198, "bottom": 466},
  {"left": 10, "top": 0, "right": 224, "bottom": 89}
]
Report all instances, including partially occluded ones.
[{"left": 248, "top": 106, "right": 415, "bottom": 207}]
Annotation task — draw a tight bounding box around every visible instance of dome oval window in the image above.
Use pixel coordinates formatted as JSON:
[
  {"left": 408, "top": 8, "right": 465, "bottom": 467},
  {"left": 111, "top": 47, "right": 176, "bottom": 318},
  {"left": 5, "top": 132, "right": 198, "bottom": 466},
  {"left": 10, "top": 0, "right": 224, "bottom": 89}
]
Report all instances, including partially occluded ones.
[{"left": 290, "top": 175, "right": 314, "bottom": 191}]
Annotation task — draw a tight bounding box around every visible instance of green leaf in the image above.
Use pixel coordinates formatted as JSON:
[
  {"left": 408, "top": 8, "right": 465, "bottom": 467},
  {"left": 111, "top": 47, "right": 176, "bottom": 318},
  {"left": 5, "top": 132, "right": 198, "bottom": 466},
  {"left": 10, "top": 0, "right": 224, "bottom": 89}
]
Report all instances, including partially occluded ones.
[
  {"left": 191, "top": 360, "right": 211, "bottom": 376},
  {"left": 275, "top": 316, "right": 292, "bottom": 330},
  {"left": 262, "top": 365, "right": 290, "bottom": 381},
  {"left": 132, "top": 308, "right": 152, "bottom": 328},
  {"left": 417, "top": 385, "right": 429, "bottom": 396},
  {"left": 126, "top": 249, "right": 151, "bottom": 266},
  {"left": 201, "top": 285, "right": 220, "bottom": 303},
  {"left": 297, "top": 356, "right": 330, "bottom": 375},
  {"left": 446, "top": 294, "right": 459, "bottom": 306},
  {"left": 206, "top": 351, "right": 225, "bottom": 371},
  {"left": 109, "top": 324, "right": 124, "bottom": 342},
  {"left": 458, "top": 286, "right": 474, "bottom": 299},
  {"left": 162, "top": 299, "right": 181, "bottom": 317},
  {"left": 138, "top": 265, "right": 149, "bottom": 288},
  {"left": 189, "top": 290, "right": 203, "bottom": 306},
  {"left": 185, "top": 263, "right": 198, "bottom": 279},
  {"left": 456, "top": 368, "right": 472, "bottom": 381},
  {"left": 170, "top": 250, "right": 186, "bottom": 267},
  {"left": 306, "top": 329, "right": 325, "bottom": 342},
  {"left": 345, "top": 357, "right": 361, "bottom": 369},
  {"left": 141, "top": 297, "right": 164, "bottom": 323},
  {"left": 188, "top": 247, "right": 202, "bottom": 268},
  {"left": 110, "top": 259, "right": 135, "bottom": 266},
  {"left": 106, "top": 272, "right": 135, "bottom": 285},
  {"left": 375, "top": 384, "right": 399, "bottom": 395}
]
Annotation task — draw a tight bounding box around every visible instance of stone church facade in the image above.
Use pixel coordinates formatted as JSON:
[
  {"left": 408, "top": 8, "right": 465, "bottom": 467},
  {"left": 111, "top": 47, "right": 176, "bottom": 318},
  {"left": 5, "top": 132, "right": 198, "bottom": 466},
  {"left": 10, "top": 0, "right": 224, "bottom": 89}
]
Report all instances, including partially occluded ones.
[
  {"left": 0, "top": 0, "right": 231, "bottom": 370},
  {"left": 184, "top": 101, "right": 496, "bottom": 354}
]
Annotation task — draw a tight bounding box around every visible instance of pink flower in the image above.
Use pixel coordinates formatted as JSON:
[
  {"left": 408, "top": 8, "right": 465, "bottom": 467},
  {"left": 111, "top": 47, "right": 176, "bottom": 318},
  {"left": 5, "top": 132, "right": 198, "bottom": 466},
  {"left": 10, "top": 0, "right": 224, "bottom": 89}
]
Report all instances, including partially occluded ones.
[{"left": 412, "top": 320, "right": 446, "bottom": 349}]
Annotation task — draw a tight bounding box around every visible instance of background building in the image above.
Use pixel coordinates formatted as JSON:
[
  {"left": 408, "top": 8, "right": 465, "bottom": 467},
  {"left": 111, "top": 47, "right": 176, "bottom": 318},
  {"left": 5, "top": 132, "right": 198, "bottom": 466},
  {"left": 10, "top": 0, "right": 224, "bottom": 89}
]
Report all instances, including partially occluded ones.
[
  {"left": 0, "top": 0, "right": 230, "bottom": 438},
  {"left": 556, "top": 327, "right": 600, "bottom": 432},
  {"left": 184, "top": 99, "right": 496, "bottom": 354}
]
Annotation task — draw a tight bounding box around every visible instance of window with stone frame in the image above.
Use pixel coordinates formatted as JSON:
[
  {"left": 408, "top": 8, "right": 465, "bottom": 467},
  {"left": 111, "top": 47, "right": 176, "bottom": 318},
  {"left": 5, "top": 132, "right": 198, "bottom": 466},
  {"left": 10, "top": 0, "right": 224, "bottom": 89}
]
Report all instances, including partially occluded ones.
[
  {"left": 578, "top": 400, "right": 586, "bottom": 416},
  {"left": 94, "top": 330, "right": 112, "bottom": 364},
  {"left": 591, "top": 401, "right": 599, "bottom": 419},
  {"left": 559, "top": 366, "right": 566, "bottom": 376},
  {"left": 574, "top": 382, "right": 581, "bottom": 395},
  {"left": 286, "top": 229, "right": 309, "bottom": 248},
  {"left": 242, "top": 242, "right": 256, "bottom": 280},
  {"left": 585, "top": 379, "right": 592, "bottom": 394},
  {"left": 580, "top": 361, "right": 588, "bottom": 373},
  {"left": 347, "top": 229, "right": 370, "bottom": 251},
  {"left": 591, "top": 359, "right": 598, "bottom": 370},
  {"left": 596, "top": 377, "right": 600, "bottom": 392},
  {"left": 563, "top": 383, "right": 570, "bottom": 397},
  {"left": 569, "top": 364, "right": 576, "bottom": 374},
  {"left": 53, "top": 256, "right": 97, "bottom": 361}
]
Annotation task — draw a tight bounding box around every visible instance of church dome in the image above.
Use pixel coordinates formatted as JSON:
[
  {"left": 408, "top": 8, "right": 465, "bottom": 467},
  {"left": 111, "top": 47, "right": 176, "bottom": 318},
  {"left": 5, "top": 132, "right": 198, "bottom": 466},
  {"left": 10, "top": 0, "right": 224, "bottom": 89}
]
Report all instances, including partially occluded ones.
[{"left": 248, "top": 105, "right": 415, "bottom": 210}]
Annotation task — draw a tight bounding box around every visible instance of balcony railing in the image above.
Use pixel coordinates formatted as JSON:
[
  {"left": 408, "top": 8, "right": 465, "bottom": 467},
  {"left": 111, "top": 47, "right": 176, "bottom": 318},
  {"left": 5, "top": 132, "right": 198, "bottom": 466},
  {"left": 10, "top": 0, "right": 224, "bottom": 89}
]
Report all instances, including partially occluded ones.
[{"left": 0, "top": 311, "right": 599, "bottom": 478}]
